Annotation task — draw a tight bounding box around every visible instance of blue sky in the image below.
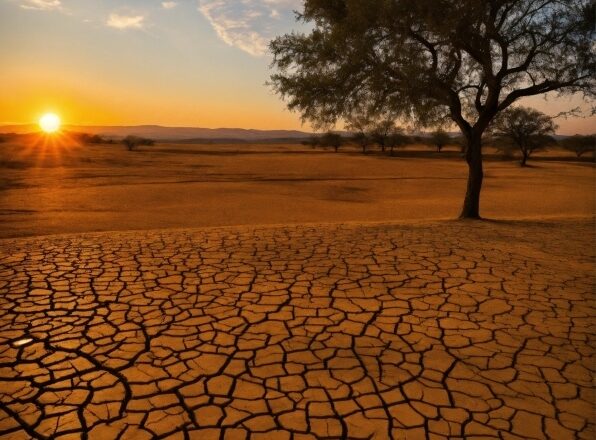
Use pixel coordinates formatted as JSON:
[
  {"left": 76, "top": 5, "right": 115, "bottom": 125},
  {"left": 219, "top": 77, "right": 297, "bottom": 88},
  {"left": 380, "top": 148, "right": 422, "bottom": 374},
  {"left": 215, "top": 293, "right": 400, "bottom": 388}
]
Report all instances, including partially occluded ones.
[{"left": 0, "top": 0, "right": 593, "bottom": 133}]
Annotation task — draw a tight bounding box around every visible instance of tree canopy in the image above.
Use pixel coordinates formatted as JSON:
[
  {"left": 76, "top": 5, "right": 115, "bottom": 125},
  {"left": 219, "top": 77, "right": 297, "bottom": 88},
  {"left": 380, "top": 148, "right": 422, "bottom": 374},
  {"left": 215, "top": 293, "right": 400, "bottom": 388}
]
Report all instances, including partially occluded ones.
[
  {"left": 270, "top": 0, "right": 595, "bottom": 218},
  {"left": 319, "top": 132, "right": 344, "bottom": 152},
  {"left": 560, "top": 134, "right": 596, "bottom": 157},
  {"left": 122, "top": 136, "right": 155, "bottom": 151},
  {"left": 347, "top": 113, "right": 374, "bottom": 153},
  {"left": 492, "top": 106, "right": 557, "bottom": 165},
  {"left": 369, "top": 116, "right": 401, "bottom": 153},
  {"left": 431, "top": 129, "right": 451, "bottom": 152}
]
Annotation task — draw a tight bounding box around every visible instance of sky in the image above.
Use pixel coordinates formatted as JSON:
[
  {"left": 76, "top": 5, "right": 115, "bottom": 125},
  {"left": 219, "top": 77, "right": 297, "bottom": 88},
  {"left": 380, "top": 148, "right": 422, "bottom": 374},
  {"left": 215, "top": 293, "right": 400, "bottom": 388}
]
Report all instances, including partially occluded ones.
[{"left": 0, "top": 0, "right": 593, "bottom": 134}]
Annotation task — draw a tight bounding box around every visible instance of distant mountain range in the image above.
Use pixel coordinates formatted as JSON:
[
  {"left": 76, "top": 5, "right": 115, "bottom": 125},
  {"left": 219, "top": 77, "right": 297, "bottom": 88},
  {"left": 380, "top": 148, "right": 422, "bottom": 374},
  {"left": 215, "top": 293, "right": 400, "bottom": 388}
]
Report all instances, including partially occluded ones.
[
  {"left": 0, "top": 124, "right": 576, "bottom": 142},
  {"left": 0, "top": 124, "right": 318, "bottom": 141}
]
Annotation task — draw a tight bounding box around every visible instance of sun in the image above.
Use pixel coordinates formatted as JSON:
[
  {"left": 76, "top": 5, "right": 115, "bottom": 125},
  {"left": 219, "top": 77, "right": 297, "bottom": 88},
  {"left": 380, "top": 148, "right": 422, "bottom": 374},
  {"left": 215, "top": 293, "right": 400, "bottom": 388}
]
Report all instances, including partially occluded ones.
[{"left": 39, "top": 113, "right": 61, "bottom": 133}]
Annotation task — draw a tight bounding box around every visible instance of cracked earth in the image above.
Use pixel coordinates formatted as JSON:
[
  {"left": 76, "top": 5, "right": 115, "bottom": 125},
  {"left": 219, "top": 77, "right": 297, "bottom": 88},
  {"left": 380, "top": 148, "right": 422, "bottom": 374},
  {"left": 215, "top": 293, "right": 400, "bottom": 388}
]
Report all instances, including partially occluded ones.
[{"left": 0, "top": 220, "right": 594, "bottom": 440}]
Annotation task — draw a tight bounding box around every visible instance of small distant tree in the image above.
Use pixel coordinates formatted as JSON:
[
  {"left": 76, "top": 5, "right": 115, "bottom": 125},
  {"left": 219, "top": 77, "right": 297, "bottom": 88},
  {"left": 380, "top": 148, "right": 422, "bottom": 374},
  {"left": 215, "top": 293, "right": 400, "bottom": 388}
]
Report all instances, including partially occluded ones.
[
  {"left": 350, "top": 132, "right": 369, "bottom": 153},
  {"left": 89, "top": 135, "right": 105, "bottom": 144},
  {"left": 347, "top": 114, "right": 373, "bottom": 154},
  {"left": 320, "top": 132, "right": 343, "bottom": 152},
  {"left": 561, "top": 134, "right": 596, "bottom": 157},
  {"left": 310, "top": 135, "right": 322, "bottom": 147},
  {"left": 431, "top": 129, "right": 451, "bottom": 153},
  {"left": 492, "top": 107, "right": 557, "bottom": 166},
  {"left": 122, "top": 135, "right": 155, "bottom": 151},
  {"left": 76, "top": 133, "right": 106, "bottom": 145},
  {"left": 387, "top": 130, "right": 411, "bottom": 156},
  {"left": 370, "top": 117, "right": 400, "bottom": 154}
]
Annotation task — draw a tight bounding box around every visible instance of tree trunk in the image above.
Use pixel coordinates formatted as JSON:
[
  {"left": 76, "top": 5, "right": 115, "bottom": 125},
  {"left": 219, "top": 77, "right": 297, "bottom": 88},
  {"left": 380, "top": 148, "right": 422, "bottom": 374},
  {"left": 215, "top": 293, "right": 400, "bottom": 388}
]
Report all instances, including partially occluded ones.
[
  {"left": 520, "top": 148, "right": 528, "bottom": 166},
  {"left": 390, "top": 145, "right": 395, "bottom": 156},
  {"left": 459, "top": 135, "right": 483, "bottom": 219}
]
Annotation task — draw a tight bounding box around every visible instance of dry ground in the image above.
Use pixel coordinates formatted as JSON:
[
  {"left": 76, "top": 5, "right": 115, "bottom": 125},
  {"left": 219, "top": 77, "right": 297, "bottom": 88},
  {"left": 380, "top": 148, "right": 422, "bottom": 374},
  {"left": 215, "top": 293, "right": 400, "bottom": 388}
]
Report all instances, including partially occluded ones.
[
  {"left": 0, "top": 141, "right": 593, "bottom": 238},
  {"left": 0, "top": 220, "right": 594, "bottom": 439},
  {"left": 0, "top": 139, "right": 594, "bottom": 439}
]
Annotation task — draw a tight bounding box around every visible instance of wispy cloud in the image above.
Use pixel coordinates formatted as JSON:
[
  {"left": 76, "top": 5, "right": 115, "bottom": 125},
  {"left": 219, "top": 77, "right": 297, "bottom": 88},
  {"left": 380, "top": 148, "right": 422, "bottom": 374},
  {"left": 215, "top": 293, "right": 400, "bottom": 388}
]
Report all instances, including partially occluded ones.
[
  {"left": 20, "top": 0, "right": 61, "bottom": 11},
  {"left": 107, "top": 13, "right": 145, "bottom": 30},
  {"left": 162, "top": 1, "right": 178, "bottom": 9},
  {"left": 197, "top": 0, "right": 300, "bottom": 56}
]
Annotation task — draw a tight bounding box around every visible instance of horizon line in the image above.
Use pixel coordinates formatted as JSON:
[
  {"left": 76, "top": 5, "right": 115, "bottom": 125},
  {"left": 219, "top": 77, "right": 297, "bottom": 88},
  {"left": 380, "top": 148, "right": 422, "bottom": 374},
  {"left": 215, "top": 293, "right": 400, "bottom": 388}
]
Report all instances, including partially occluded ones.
[{"left": 0, "top": 123, "right": 592, "bottom": 137}]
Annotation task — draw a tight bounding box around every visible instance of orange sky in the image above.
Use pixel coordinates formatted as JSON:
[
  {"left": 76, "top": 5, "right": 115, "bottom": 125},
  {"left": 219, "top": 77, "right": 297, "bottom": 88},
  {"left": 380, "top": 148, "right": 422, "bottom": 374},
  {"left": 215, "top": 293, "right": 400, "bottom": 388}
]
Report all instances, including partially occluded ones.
[{"left": 0, "top": 74, "right": 302, "bottom": 130}]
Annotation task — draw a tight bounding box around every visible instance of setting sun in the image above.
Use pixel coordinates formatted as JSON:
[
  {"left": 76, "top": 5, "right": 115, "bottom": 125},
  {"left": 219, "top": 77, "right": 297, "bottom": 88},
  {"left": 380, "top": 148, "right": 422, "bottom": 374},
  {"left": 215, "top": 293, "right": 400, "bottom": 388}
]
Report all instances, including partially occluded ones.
[{"left": 39, "top": 113, "right": 61, "bottom": 133}]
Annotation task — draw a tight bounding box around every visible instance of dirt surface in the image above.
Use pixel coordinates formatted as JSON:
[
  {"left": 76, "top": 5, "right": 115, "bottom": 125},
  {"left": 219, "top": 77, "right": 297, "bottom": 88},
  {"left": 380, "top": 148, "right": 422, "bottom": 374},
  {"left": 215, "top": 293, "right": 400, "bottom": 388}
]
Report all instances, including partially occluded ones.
[
  {"left": 1, "top": 139, "right": 594, "bottom": 439},
  {"left": 0, "top": 141, "right": 593, "bottom": 238},
  {"left": 0, "top": 219, "right": 594, "bottom": 439}
]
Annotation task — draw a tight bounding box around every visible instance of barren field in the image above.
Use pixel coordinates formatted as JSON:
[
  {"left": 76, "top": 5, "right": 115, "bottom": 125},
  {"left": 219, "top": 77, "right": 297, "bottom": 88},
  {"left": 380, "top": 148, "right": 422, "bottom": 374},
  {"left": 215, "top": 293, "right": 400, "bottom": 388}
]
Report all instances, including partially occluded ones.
[
  {"left": 1, "top": 219, "right": 594, "bottom": 439},
  {"left": 0, "top": 141, "right": 593, "bottom": 238},
  {"left": 0, "top": 140, "right": 594, "bottom": 439}
]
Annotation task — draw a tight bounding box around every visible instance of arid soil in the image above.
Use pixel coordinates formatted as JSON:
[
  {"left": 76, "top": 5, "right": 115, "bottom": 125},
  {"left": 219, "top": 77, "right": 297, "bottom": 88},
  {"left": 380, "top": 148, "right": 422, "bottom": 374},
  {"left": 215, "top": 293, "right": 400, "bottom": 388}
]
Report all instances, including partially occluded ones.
[
  {"left": 0, "top": 140, "right": 594, "bottom": 439},
  {"left": 0, "top": 141, "right": 593, "bottom": 238},
  {"left": 0, "top": 219, "right": 594, "bottom": 439}
]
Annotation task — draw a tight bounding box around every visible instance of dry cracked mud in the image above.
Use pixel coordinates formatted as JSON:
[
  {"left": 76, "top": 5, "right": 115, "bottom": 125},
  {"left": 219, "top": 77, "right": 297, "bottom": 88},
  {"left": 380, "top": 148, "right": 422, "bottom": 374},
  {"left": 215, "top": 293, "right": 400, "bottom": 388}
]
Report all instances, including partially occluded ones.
[{"left": 0, "top": 219, "right": 594, "bottom": 439}]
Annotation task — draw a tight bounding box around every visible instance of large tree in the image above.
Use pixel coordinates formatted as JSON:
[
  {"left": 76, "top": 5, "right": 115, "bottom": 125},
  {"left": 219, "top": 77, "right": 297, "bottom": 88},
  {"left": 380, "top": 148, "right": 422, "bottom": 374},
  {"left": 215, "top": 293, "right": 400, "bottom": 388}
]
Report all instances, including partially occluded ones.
[
  {"left": 270, "top": 0, "right": 595, "bottom": 218},
  {"left": 492, "top": 106, "right": 557, "bottom": 166}
]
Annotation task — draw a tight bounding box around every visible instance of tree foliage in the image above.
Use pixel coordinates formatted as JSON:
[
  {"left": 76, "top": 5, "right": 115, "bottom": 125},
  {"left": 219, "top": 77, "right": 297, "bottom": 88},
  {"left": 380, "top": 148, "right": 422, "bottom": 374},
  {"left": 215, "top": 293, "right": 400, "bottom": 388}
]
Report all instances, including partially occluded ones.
[
  {"left": 270, "top": 0, "right": 595, "bottom": 218},
  {"left": 387, "top": 129, "right": 410, "bottom": 156},
  {"left": 319, "top": 132, "right": 343, "bottom": 152},
  {"left": 350, "top": 132, "right": 370, "bottom": 153},
  {"left": 347, "top": 111, "right": 410, "bottom": 154},
  {"left": 347, "top": 113, "right": 373, "bottom": 153},
  {"left": 74, "top": 133, "right": 107, "bottom": 145},
  {"left": 370, "top": 116, "right": 401, "bottom": 153},
  {"left": 431, "top": 129, "right": 451, "bottom": 152},
  {"left": 491, "top": 106, "right": 557, "bottom": 165},
  {"left": 560, "top": 134, "right": 596, "bottom": 157},
  {"left": 122, "top": 135, "right": 155, "bottom": 151}
]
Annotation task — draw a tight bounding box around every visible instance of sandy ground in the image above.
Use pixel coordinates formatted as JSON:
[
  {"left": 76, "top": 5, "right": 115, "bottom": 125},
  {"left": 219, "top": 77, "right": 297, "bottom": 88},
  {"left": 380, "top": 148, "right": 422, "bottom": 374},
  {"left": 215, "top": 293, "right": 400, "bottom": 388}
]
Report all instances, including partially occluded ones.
[{"left": 0, "top": 140, "right": 593, "bottom": 238}]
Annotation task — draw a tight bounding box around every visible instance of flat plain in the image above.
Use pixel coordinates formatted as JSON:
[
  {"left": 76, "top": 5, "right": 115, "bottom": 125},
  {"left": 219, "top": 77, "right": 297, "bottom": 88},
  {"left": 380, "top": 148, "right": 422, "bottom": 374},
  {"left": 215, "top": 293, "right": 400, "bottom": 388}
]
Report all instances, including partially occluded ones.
[
  {"left": 0, "top": 140, "right": 594, "bottom": 439},
  {"left": 0, "top": 141, "right": 593, "bottom": 238}
]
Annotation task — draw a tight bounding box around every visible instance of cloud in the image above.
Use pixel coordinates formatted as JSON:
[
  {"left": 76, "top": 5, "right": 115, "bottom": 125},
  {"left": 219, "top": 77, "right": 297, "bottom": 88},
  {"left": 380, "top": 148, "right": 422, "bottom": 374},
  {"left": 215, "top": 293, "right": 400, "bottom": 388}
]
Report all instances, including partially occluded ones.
[
  {"left": 107, "top": 13, "right": 145, "bottom": 30},
  {"left": 197, "top": 0, "right": 300, "bottom": 56},
  {"left": 162, "top": 1, "right": 178, "bottom": 9},
  {"left": 20, "top": 0, "right": 61, "bottom": 10}
]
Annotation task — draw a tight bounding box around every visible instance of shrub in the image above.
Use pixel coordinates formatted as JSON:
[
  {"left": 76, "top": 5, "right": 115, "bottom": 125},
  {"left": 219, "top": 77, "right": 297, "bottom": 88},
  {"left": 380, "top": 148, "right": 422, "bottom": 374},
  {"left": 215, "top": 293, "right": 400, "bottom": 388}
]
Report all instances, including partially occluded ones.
[{"left": 122, "top": 136, "right": 155, "bottom": 151}]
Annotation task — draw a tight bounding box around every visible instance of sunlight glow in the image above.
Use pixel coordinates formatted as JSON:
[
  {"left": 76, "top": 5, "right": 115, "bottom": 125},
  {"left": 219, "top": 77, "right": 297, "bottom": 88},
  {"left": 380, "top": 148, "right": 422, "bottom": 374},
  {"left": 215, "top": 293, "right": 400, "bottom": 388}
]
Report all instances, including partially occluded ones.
[
  {"left": 39, "top": 113, "right": 61, "bottom": 133},
  {"left": 12, "top": 338, "right": 33, "bottom": 347}
]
